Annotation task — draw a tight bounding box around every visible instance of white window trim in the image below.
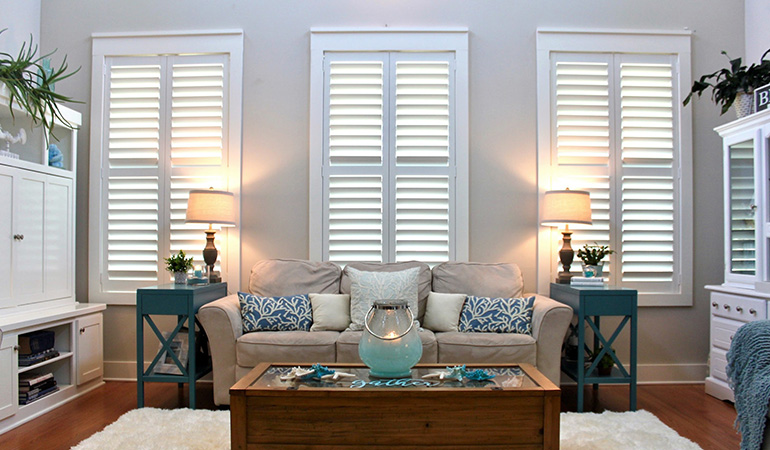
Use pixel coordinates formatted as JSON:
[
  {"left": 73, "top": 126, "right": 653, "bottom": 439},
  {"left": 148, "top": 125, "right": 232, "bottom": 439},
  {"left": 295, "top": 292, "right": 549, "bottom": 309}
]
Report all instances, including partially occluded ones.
[
  {"left": 535, "top": 29, "right": 693, "bottom": 306},
  {"left": 309, "top": 29, "right": 469, "bottom": 262},
  {"left": 89, "top": 30, "right": 243, "bottom": 304}
]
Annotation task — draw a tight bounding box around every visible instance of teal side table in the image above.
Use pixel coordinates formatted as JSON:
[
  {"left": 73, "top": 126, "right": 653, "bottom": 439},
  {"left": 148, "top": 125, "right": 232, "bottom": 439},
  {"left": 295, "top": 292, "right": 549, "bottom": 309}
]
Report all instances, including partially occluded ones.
[
  {"left": 136, "top": 282, "right": 227, "bottom": 409},
  {"left": 549, "top": 283, "right": 637, "bottom": 412}
]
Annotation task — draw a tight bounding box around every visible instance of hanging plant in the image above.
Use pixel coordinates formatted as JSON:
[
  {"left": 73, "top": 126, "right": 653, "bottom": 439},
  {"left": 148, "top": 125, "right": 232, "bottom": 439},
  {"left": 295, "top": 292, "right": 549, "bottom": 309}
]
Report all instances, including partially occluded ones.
[{"left": 0, "top": 29, "right": 81, "bottom": 138}]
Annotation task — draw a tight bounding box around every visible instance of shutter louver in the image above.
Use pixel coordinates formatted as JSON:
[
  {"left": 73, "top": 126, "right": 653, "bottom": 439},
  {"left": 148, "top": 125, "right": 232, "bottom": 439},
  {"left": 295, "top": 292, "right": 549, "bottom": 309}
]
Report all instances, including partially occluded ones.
[
  {"left": 168, "top": 60, "right": 227, "bottom": 274},
  {"left": 328, "top": 175, "right": 383, "bottom": 264},
  {"left": 620, "top": 61, "right": 677, "bottom": 286},
  {"left": 106, "top": 63, "right": 161, "bottom": 285}
]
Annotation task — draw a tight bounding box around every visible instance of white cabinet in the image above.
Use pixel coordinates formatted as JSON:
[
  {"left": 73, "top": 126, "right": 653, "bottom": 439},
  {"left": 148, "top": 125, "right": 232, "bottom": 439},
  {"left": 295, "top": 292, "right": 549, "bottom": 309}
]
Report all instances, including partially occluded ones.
[
  {"left": 706, "top": 109, "right": 770, "bottom": 401},
  {"left": 0, "top": 335, "right": 18, "bottom": 422},
  {"left": 76, "top": 314, "right": 103, "bottom": 385}
]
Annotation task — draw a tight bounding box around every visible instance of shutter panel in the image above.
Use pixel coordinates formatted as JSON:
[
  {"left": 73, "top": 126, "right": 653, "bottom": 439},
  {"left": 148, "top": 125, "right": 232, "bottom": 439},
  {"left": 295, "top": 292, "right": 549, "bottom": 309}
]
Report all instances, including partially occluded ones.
[
  {"left": 395, "top": 175, "right": 449, "bottom": 262},
  {"left": 729, "top": 142, "right": 756, "bottom": 275},
  {"left": 328, "top": 175, "right": 383, "bottom": 263},
  {"left": 105, "top": 61, "right": 162, "bottom": 287},
  {"left": 619, "top": 58, "right": 677, "bottom": 290},
  {"left": 168, "top": 58, "right": 227, "bottom": 273}
]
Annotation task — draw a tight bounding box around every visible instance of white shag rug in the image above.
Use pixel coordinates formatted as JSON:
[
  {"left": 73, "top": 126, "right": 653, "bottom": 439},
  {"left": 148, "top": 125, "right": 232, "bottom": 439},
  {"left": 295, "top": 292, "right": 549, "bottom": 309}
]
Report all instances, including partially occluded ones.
[{"left": 73, "top": 408, "right": 702, "bottom": 450}]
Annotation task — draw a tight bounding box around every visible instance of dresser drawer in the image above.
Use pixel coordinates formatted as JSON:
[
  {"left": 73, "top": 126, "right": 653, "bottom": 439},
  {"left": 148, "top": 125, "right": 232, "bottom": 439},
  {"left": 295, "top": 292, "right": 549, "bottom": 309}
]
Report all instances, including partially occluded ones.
[
  {"left": 711, "top": 316, "right": 744, "bottom": 351},
  {"left": 710, "top": 347, "right": 728, "bottom": 382},
  {"left": 711, "top": 292, "right": 766, "bottom": 322}
]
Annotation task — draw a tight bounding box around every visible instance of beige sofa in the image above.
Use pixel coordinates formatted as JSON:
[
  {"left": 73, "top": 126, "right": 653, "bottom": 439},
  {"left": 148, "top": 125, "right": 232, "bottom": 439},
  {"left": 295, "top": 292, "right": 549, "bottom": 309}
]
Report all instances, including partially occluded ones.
[{"left": 198, "top": 259, "right": 573, "bottom": 406}]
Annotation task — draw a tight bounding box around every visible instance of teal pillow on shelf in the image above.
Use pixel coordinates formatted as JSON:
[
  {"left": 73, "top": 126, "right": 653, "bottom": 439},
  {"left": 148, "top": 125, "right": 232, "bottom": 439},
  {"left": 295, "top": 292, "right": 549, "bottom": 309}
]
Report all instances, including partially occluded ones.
[
  {"left": 238, "top": 292, "right": 312, "bottom": 332},
  {"left": 458, "top": 295, "right": 536, "bottom": 335}
]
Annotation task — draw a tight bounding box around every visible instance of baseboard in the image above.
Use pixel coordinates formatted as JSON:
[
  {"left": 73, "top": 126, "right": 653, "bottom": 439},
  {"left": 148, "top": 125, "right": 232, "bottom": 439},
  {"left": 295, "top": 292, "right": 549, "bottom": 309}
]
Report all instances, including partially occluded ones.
[{"left": 104, "top": 360, "right": 212, "bottom": 382}]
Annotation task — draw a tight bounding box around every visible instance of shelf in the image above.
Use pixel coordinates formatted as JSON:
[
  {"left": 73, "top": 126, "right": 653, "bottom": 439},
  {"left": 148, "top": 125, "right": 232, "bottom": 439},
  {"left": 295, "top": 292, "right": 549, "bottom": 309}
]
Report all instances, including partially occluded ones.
[
  {"left": 561, "top": 357, "right": 632, "bottom": 385},
  {"left": 17, "top": 384, "right": 73, "bottom": 410},
  {"left": 18, "top": 352, "right": 73, "bottom": 374}
]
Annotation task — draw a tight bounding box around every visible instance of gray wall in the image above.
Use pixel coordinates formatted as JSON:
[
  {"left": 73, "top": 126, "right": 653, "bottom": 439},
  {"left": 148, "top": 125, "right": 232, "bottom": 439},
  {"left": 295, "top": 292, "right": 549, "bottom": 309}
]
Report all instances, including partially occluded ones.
[
  {"left": 36, "top": 0, "right": 745, "bottom": 381},
  {"left": 0, "top": 0, "right": 40, "bottom": 54},
  {"left": 746, "top": 0, "right": 770, "bottom": 62}
]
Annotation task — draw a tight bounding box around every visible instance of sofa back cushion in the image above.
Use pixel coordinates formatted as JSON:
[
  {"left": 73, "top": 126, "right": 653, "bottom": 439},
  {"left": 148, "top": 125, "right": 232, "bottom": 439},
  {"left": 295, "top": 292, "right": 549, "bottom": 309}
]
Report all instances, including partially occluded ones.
[
  {"left": 432, "top": 262, "right": 524, "bottom": 298},
  {"left": 340, "top": 261, "right": 431, "bottom": 320},
  {"left": 249, "top": 259, "right": 342, "bottom": 296}
]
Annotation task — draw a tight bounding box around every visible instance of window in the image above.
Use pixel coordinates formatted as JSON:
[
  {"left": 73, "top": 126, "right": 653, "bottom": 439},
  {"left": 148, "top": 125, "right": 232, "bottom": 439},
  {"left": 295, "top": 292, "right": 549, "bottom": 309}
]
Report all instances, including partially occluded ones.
[
  {"left": 536, "top": 30, "right": 693, "bottom": 306},
  {"left": 89, "top": 31, "right": 243, "bottom": 304},
  {"left": 309, "top": 30, "right": 469, "bottom": 265}
]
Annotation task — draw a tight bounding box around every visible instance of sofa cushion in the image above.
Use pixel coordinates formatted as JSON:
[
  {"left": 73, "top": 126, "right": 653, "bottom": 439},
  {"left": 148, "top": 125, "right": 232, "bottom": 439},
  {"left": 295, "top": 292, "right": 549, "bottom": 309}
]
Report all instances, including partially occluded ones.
[
  {"left": 341, "top": 261, "right": 431, "bottom": 320},
  {"left": 435, "top": 331, "right": 536, "bottom": 365},
  {"left": 336, "top": 329, "right": 438, "bottom": 364},
  {"left": 236, "top": 331, "right": 339, "bottom": 367},
  {"left": 239, "top": 293, "right": 312, "bottom": 332},
  {"left": 432, "top": 262, "right": 524, "bottom": 298},
  {"left": 422, "top": 292, "right": 467, "bottom": 332},
  {"left": 458, "top": 296, "right": 535, "bottom": 335},
  {"left": 309, "top": 293, "right": 351, "bottom": 331},
  {"left": 249, "top": 259, "right": 341, "bottom": 297},
  {"left": 346, "top": 267, "right": 419, "bottom": 331}
]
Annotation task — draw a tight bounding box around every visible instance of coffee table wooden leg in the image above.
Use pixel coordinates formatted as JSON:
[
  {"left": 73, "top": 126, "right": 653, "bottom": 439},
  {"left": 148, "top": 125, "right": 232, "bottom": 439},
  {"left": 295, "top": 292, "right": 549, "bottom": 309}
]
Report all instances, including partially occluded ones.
[
  {"left": 231, "top": 394, "right": 247, "bottom": 450},
  {"left": 544, "top": 392, "right": 560, "bottom": 450}
]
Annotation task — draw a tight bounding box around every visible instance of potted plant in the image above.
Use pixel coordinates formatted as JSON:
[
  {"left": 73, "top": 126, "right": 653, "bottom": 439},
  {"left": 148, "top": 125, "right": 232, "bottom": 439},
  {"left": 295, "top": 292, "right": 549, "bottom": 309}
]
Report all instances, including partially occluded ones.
[
  {"left": 164, "top": 250, "right": 194, "bottom": 284},
  {"left": 576, "top": 243, "right": 614, "bottom": 278},
  {"left": 591, "top": 347, "right": 615, "bottom": 376},
  {"left": 0, "top": 29, "right": 80, "bottom": 138},
  {"left": 683, "top": 48, "right": 770, "bottom": 117}
]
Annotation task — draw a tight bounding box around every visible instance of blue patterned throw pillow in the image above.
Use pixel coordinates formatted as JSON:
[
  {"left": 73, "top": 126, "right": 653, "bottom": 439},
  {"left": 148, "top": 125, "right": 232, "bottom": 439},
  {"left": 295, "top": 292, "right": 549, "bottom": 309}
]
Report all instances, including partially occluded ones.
[
  {"left": 458, "top": 296, "right": 536, "bottom": 335},
  {"left": 238, "top": 292, "right": 312, "bottom": 332}
]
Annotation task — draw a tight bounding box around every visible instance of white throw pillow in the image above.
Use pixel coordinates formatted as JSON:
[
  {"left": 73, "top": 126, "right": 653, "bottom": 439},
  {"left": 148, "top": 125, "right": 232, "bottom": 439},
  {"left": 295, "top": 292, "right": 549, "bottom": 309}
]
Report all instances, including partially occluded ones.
[
  {"left": 347, "top": 267, "right": 419, "bottom": 331},
  {"left": 309, "top": 293, "right": 351, "bottom": 331},
  {"left": 422, "top": 292, "right": 467, "bottom": 332}
]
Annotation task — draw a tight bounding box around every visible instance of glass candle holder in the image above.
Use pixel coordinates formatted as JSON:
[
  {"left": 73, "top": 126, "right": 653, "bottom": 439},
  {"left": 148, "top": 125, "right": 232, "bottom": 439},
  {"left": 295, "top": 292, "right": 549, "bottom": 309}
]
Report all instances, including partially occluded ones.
[{"left": 359, "top": 300, "right": 422, "bottom": 378}]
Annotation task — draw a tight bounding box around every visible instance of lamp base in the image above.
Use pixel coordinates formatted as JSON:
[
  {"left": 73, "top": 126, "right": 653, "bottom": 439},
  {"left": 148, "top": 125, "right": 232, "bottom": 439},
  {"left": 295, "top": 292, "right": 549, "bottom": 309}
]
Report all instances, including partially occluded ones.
[{"left": 555, "top": 272, "right": 573, "bottom": 284}]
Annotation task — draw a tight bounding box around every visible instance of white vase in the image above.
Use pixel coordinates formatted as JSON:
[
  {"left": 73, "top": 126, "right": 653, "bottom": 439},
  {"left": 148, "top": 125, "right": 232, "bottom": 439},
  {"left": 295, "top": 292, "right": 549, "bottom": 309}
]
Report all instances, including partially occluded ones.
[
  {"left": 582, "top": 262, "right": 604, "bottom": 278},
  {"left": 174, "top": 271, "right": 187, "bottom": 284},
  {"left": 735, "top": 92, "right": 754, "bottom": 118}
]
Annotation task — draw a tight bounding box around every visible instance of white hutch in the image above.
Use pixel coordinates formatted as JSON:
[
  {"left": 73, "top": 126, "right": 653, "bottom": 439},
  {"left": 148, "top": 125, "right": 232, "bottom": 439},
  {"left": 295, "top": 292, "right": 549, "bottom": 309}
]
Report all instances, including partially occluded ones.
[
  {"left": 706, "top": 108, "right": 770, "bottom": 401},
  {"left": 0, "top": 87, "right": 105, "bottom": 432}
]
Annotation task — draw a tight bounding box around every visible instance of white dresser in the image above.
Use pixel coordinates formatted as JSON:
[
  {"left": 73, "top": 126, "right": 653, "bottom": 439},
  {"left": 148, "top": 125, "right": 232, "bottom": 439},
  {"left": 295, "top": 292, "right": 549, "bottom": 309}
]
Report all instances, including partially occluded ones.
[{"left": 706, "top": 109, "right": 770, "bottom": 401}]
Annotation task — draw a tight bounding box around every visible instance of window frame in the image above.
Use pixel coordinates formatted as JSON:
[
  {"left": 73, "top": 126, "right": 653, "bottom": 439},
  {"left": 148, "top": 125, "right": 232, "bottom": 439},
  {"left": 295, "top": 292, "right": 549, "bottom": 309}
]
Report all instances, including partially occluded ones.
[
  {"left": 309, "top": 29, "right": 469, "bottom": 263},
  {"left": 88, "top": 30, "right": 243, "bottom": 304},
  {"left": 535, "top": 29, "right": 693, "bottom": 306}
]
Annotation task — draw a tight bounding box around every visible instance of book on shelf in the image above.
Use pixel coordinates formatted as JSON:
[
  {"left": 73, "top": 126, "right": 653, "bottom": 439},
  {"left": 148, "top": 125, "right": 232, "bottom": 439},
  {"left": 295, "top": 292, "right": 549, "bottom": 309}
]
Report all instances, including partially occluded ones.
[
  {"left": 570, "top": 276, "right": 607, "bottom": 286},
  {"left": 18, "top": 330, "right": 55, "bottom": 355},
  {"left": 19, "top": 385, "right": 59, "bottom": 405},
  {"left": 19, "top": 372, "right": 54, "bottom": 386},
  {"left": 18, "top": 348, "right": 60, "bottom": 366},
  {"left": 19, "top": 378, "right": 57, "bottom": 396}
]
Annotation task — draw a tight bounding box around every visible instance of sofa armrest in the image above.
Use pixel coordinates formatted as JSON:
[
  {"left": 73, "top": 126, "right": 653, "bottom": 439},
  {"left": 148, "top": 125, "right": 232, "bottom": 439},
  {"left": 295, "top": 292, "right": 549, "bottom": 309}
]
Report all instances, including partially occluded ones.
[
  {"left": 198, "top": 293, "right": 242, "bottom": 406},
  {"left": 527, "top": 293, "right": 573, "bottom": 385}
]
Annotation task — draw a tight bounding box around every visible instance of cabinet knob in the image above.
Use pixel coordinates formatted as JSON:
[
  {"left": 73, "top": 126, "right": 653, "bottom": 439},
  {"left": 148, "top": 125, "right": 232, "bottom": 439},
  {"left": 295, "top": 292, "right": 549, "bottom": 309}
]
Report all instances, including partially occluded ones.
[
  {"left": 13, "top": 234, "right": 23, "bottom": 241},
  {"left": 712, "top": 302, "right": 718, "bottom": 308},
  {"left": 736, "top": 306, "right": 744, "bottom": 313},
  {"left": 80, "top": 328, "right": 86, "bottom": 334},
  {"left": 750, "top": 308, "right": 757, "bottom": 315},
  {"left": 750, "top": 204, "right": 758, "bottom": 212},
  {"left": 724, "top": 304, "right": 731, "bottom": 310},
  {"left": 13, "top": 345, "right": 19, "bottom": 352}
]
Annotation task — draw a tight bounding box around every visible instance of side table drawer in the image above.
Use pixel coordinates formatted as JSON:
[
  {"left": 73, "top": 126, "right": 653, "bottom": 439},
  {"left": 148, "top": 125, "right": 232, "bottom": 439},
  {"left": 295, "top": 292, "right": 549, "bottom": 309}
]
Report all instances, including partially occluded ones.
[
  {"left": 711, "top": 316, "right": 744, "bottom": 351},
  {"left": 711, "top": 292, "right": 766, "bottom": 321},
  {"left": 710, "top": 347, "right": 728, "bottom": 382}
]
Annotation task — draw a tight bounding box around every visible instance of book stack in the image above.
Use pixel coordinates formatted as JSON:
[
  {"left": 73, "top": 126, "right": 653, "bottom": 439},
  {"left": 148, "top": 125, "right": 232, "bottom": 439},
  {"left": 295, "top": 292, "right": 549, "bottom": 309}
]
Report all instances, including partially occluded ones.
[
  {"left": 18, "top": 330, "right": 59, "bottom": 367},
  {"left": 570, "top": 276, "right": 607, "bottom": 286},
  {"left": 19, "top": 372, "right": 58, "bottom": 405}
]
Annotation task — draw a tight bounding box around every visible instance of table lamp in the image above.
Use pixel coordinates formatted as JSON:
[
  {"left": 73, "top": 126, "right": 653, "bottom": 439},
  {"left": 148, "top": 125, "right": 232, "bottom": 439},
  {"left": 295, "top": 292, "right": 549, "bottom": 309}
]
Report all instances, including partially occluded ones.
[
  {"left": 540, "top": 189, "right": 592, "bottom": 283},
  {"left": 185, "top": 188, "right": 236, "bottom": 283}
]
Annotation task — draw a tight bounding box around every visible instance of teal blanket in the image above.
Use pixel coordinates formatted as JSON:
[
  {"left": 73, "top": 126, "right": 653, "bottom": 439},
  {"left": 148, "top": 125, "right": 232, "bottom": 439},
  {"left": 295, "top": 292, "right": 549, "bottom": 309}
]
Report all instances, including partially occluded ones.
[{"left": 727, "top": 320, "right": 770, "bottom": 450}]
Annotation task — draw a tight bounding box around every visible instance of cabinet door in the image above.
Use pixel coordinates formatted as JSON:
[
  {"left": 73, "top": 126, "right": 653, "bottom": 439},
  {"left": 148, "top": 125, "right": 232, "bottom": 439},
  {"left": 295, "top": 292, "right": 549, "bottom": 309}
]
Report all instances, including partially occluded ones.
[
  {"left": 44, "top": 176, "right": 73, "bottom": 301},
  {"left": 13, "top": 171, "right": 46, "bottom": 304},
  {"left": 0, "top": 334, "right": 19, "bottom": 421},
  {"left": 725, "top": 137, "right": 759, "bottom": 284},
  {"left": 0, "top": 167, "right": 13, "bottom": 309},
  {"left": 77, "top": 314, "right": 103, "bottom": 385}
]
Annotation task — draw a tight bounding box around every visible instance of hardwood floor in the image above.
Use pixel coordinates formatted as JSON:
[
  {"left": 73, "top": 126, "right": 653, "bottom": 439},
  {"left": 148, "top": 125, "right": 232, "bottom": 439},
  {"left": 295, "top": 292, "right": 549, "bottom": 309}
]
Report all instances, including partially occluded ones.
[{"left": 0, "top": 381, "right": 740, "bottom": 449}]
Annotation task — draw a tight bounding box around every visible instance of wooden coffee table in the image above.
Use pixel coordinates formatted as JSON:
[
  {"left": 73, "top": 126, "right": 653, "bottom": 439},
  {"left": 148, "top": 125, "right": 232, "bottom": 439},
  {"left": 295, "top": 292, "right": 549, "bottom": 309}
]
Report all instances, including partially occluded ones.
[{"left": 231, "top": 363, "right": 560, "bottom": 449}]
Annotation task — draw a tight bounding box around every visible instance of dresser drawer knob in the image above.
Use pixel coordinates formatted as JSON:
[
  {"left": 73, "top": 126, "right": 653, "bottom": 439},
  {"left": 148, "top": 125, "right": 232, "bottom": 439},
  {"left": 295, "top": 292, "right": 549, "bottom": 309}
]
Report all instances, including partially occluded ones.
[
  {"left": 13, "top": 234, "right": 24, "bottom": 241},
  {"left": 736, "top": 306, "right": 743, "bottom": 313},
  {"left": 712, "top": 302, "right": 718, "bottom": 308},
  {"left": 750, "top": 308, "right": 757, "bottom": 315},
  {"left": 730, "top": 335, "right": 734, "bottom": 341},
  {"left": 724, "top": 304, "right": 731, "bottom": 310}
]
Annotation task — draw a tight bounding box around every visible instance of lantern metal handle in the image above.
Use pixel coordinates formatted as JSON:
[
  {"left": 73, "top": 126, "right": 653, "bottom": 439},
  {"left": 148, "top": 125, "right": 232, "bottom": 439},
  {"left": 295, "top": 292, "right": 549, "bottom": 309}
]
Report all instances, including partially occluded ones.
[{"left": 363, "top": 303, "right": 415, "bottom": 340}]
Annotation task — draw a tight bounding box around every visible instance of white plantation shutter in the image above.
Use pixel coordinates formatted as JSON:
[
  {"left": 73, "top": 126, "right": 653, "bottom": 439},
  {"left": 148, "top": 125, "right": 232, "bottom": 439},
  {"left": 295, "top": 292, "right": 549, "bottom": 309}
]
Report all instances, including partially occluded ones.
[
  {"left": 322, "top": 53, "right": 455, "bottom": 264},
  {"left": 549, "top": 52, "right": 683, "bottom": 297},
  {"left": 728, "top": 142, "right": 757, "bottom": 275},
  {"left": 99, "top": 54, "right": 229, "bottom": 293}
]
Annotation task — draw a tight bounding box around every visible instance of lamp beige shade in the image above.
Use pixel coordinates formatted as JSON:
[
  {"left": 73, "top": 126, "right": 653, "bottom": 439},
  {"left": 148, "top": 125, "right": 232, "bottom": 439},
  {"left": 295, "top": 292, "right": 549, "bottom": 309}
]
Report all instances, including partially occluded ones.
[
  {"left": 185, "top": 189, "right": 236, "bottom": 226},
  {"left": 540, "top": 189, "right": 592, "bottom": 226}
]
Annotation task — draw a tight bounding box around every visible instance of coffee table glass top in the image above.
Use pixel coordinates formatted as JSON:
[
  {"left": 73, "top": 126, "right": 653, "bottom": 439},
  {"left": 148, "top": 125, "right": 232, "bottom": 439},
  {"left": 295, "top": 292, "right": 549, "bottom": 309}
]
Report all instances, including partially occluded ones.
[{"left": 248, "top": 364, "right": 538, "bottom": 390}]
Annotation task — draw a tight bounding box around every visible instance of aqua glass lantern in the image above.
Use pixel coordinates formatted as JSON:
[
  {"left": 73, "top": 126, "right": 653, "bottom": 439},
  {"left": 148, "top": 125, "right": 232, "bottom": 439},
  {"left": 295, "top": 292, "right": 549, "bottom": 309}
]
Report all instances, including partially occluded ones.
[{"left": 359, "top": 300, "right": 423, "bottom": 378}]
